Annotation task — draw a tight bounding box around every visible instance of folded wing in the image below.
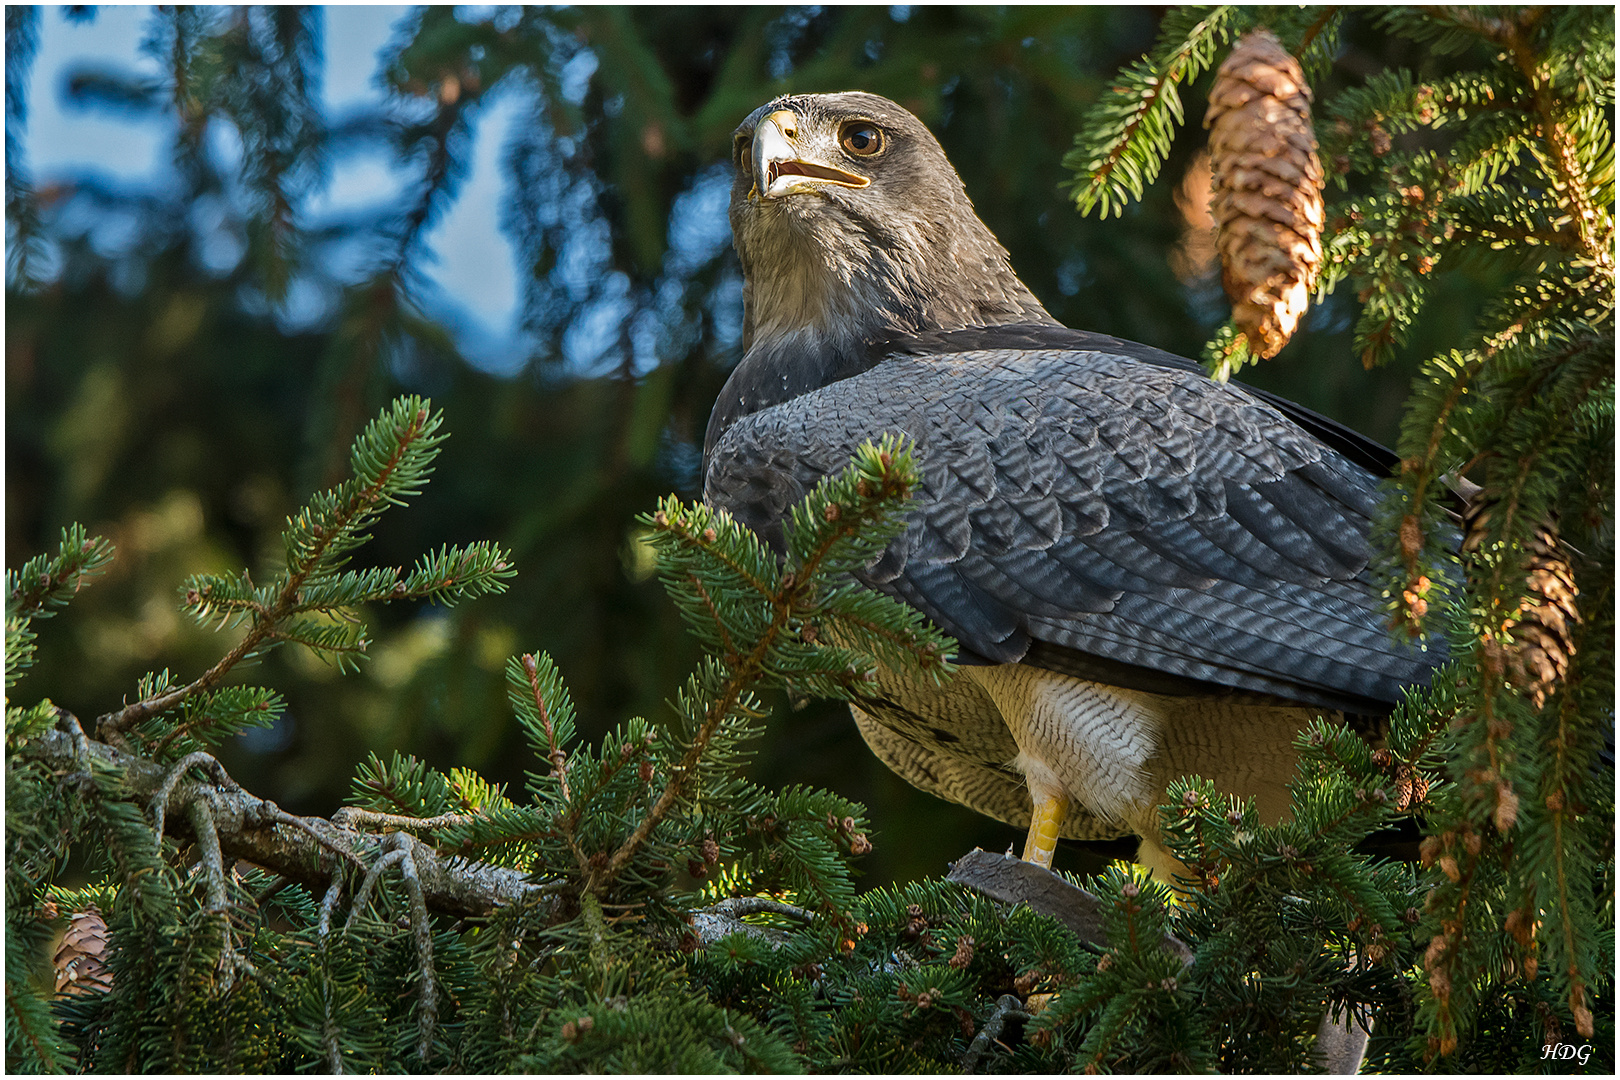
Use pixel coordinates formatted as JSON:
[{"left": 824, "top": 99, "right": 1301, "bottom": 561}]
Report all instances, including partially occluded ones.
[{"left": 704, "top": 345, "right": 1440, "bottom": 714}]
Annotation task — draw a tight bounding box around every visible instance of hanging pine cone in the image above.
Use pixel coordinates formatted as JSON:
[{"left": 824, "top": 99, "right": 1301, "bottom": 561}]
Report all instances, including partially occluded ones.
[
  {"left": 53, "top": 907, "right": 114, "bottom": 997},
  {"left": 1205, "top": 29, "right": 1324, "bottom": 359},
  {"left": 1462, "top": 497, "right": 1581, "bottom": 709}
]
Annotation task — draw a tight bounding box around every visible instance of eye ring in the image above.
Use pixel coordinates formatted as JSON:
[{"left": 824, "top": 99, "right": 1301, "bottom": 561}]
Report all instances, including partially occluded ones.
[
  {"left": 733, "top": 133, "right": 752, "bottom": 165},
  {"left": 840, "top": 120, "right": 884, "bottom": 157}
]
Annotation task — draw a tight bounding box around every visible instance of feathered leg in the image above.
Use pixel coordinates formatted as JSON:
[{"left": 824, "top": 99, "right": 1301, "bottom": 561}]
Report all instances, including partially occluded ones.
[{"left": 965, "top": 665, "right": 1165, "bottom": 867}]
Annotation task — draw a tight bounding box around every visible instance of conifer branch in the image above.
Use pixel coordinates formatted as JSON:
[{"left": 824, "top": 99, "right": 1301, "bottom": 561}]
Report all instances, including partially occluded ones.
[
  {"left": 20, "top": 725, "right": 544, "bottom": 919},
  {"left": 520, "top": 652, "right": 572, "bottom": 802},
  {"left": 597, "top": 580, "right": 791, "bottom": 886},
  {"left": 1295, "top": 6, "right": 1338, "bottom": 56},
  {"left": 5, "top": 12, "right": 1610, "bottom": 1067},
  {"left": 1502, "top": 20, "right": 1614, "bottom": 276},
  {"left": 1066, "top": 6, "right": 1240, "bottom": 217},
  {"left": 4, "top": 526, "right": 116, "bottom": 624},
  {"left": 98, "top": 403, "right": 434, "bottom": 739},
  {"left": 95, "top": 399, "right": 512, "bottom": 747},
  {"left": 149, "top": 688, "right": 283, "bottom": 761},
  {"left": 5, "top": 527, "right": 116, "bottom": 713},
  {"left": 601, "top": 440, "right": 942, "bottom": 891}
]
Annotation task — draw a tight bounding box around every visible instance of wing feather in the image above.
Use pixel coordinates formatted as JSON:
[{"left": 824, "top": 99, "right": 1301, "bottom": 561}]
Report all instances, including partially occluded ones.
[{"left": 704, "top": 346, "right": 1442, "bottom": 710}]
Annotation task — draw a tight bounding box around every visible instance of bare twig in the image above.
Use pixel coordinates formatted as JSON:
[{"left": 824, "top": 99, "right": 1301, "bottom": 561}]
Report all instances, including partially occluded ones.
[
  {"left": 151, "top": 751, "right": 232, "bottom": 842},
  {"left": 23, "top": 728, "right": 544, "bottom": 919},
  {"left": 346, "top": 841, "right": 410, "bottom": 930},
  {"left": 397, "top": 845, "right": 438, "bottom": 1063},
  {"left": 961, "top": 994, "right": 1030, "bottom": 1074},
  {"left": 188, "top": 801, "right": 229, "bottom": 915},
  {"left": 700, "top": 897, "right": 815, "bottom": 925},
  {"left": 319, "top": 880, "right": 344, "bottom": 940},
  {"left": 689, "top": 896, "right": 817, "bottom": 948},
  {"left": 188, "top": 799, "right": 239, "bottom": 992},
  {"left": 318, "top": 880, "right": 345, "bottom": 1075},
  {"left": 332, "top": 807, "right": 478, "bottom": 833},
  {"left": 266, "top": 803, "right": 369, "bottom": 871}
]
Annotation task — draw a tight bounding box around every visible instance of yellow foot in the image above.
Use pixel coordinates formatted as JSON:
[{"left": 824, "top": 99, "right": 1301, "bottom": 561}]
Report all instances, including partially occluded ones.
[{"left": 1021, "top": 792, "right": 1069, "bottom": 868}]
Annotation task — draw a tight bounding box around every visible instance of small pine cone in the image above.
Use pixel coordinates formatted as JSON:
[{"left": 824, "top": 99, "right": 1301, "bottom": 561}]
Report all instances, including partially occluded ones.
[
  {"left": 1205, "top": 29, "right": 1324, "bottom": 358},
  {"left": 1463, "top": 495, "right": 1581, "bottom": 709},
  {"left": 1395, "top": 764, "right": 1429, "bottom": 811},
  {"left": 1513, "top": 522, "right": 1581, "bottom": 708},
  {"left": 53, "top": 908, "right": 114, "bottom": 997}
]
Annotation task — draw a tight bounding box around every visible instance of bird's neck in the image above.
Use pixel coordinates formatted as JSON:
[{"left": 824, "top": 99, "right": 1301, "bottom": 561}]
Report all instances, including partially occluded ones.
[
  {"left": 707, "top": 213, "right": 1056, "bottom": 456},
  {"left": 740, "top": 206, "right": 1056, "bottom": 356}
]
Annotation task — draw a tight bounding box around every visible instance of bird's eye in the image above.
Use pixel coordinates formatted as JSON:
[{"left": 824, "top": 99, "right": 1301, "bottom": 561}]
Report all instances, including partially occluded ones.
[
  {"left": 733, "top": 133, "right": 752, "bottom": 165},
  {"left": 840, "top": 121, "right": 884, "bottom": 157}
]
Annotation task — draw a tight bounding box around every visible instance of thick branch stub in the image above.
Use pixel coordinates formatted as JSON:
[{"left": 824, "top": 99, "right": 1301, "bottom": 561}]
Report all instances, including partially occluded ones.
[{"left": 945, "top": 848, "right": 1193, "bottom": 964}]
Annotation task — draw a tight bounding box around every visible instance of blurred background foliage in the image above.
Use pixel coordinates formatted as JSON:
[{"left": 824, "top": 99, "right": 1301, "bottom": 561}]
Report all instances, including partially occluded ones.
[{"left": 6, "top": 5, "right": 1505, "bottom": 886}]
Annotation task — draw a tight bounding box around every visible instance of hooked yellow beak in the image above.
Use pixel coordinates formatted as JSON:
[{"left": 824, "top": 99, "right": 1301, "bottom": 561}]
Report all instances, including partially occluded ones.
[{"left": 750, "top": 109, "right": 871, "bottom": 200}]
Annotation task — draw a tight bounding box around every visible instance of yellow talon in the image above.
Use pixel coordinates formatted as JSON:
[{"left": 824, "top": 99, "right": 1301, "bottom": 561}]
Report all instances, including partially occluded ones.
[{"left": 1022, "top": 792, "right": 1069, "bottom": 868}]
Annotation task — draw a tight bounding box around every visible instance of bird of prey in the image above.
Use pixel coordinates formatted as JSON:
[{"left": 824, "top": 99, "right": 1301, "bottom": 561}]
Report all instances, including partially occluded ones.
[{"left": 702, "top": 91, "right": 1441, "bottom": 876}]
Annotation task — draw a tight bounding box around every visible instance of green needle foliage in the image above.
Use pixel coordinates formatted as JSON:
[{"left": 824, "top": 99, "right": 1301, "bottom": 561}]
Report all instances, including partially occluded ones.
[
  {"left": 6, "top": 525, "right": 115, "bottom": 742},
  {"left": 5, "top": 388, "right": 1611, "bottom": 1072},
  {"left": 7, "top": 406, "right": 987, "bottom": 1073},
  {"left": 1064, "top": 5, "right": 1243, "bottom": 219},
  {"left": 95, "top": 396, "right": 517, "bottom": 760},
  {"left": 1066, "top": 4, "right": 1614, "bottom": 1068}
]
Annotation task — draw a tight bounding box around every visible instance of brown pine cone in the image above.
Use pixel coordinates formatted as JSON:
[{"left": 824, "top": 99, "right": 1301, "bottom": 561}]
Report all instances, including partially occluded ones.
[
  {"left": 1462, "top": 498, "right": 1581, "bottom": 709},
  {"left": 53, "top": 907, "right": 114, "bottom": 997},
  {"left": 1205, "top": 29, "right": 1324, "bottom": 359}
]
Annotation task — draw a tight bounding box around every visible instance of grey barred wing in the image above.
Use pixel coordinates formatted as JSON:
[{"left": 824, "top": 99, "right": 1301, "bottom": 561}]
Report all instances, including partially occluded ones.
[{"left": 703, "top": 348, "right": 1438, "bottom": 713}]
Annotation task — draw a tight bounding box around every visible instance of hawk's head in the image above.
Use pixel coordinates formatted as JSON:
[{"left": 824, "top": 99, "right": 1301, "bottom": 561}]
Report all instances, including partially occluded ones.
[{"left": 727, "top": 92, "right": 1053, "bottom": 354}]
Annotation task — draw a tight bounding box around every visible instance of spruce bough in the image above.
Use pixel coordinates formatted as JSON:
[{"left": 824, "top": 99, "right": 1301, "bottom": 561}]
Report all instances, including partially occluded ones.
[
  {"left": 1065, "top": 5, "right": 1613, "bottom": 1068},
  {"left": 10, "top": 387, "right": 1609, "bottom": 1071}
]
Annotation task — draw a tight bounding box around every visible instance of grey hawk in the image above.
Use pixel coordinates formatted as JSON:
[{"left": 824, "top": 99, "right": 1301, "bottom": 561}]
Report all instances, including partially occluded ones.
[{"left": 701, "top": 91, "right": 1442, "bottom": 875}]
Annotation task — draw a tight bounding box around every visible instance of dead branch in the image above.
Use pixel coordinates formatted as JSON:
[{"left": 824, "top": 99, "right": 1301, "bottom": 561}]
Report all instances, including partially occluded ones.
[{"left": 23, "top": 724, "right": 545, "bottom": 920}]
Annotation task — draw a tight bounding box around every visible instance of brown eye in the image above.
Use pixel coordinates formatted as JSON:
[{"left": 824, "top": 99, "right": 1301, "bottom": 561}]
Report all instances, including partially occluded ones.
[
  {"left": 840, "top": 121, "right": 883, "bottom": 157},
  {"left": 733, "top": 133, "right": 752, "bottom": 165}
]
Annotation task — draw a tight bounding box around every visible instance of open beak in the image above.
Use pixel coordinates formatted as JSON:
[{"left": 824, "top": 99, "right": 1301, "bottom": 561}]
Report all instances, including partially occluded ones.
[{"left": 750, "top": 109, "right": 871, "bottom": 200}]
